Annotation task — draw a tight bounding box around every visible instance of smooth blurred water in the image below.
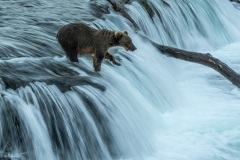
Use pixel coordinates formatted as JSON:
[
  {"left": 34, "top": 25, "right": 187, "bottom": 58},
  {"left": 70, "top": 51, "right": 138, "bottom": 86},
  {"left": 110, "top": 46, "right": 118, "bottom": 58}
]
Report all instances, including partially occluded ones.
[{"left": 1, "top": 0, "right": 240, "bottom": 160}]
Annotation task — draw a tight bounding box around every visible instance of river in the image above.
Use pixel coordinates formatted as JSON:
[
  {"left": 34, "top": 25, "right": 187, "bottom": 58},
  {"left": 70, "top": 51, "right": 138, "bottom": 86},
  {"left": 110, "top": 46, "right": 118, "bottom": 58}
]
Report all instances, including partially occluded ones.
[{"left": 1, "top": 0, "right": 240, "bottom": 159}]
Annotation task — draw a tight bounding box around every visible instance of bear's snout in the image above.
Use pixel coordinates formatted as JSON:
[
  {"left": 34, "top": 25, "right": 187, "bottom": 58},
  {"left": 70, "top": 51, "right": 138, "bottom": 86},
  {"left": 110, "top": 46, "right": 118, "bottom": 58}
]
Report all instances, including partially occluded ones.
[
  {"left": 129, "top": 45, "right": 137, "bottom": 51},
  {"left": 132, "top": 45, "right": 137, "bottom": 51}
]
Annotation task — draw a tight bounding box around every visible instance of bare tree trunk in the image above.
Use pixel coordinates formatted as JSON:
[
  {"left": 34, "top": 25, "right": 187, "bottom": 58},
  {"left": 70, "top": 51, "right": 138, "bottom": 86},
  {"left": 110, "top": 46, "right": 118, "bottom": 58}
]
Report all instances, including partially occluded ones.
[{"left": 150, "top": 40, "right": 240, "bottom": 87}]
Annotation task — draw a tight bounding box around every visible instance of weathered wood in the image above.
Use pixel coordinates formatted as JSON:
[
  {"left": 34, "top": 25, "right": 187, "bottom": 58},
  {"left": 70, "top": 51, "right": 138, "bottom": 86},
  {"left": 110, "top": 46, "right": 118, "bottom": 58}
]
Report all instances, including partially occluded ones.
[{"left": 141, "top": 35, "right": 240, "bottom": 87}]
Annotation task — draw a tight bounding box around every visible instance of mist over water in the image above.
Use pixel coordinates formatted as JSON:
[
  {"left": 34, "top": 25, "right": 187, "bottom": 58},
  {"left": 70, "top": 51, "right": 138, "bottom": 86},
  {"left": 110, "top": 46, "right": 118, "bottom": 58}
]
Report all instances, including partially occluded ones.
[{"left": 1, "top": 0, "right": 240, "bottom": 159}]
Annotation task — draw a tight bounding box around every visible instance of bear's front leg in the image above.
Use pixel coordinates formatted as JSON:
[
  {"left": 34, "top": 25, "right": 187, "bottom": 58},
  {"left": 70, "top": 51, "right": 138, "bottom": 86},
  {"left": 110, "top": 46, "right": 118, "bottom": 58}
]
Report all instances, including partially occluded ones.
[
  {"left": 105, "top": 52, "right": 121, "bottom": 66},
  {"left": 93, "top": 52, "right": 104, "bottom": 71}
]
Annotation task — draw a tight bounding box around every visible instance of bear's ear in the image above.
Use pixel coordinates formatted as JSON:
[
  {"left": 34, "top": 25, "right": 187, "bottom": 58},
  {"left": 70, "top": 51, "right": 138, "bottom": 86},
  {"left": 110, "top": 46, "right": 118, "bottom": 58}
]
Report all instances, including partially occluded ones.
[
  {"left": 115, "top": 31, "right": 123, "bottom": 39},
  {"left": 123, "top": 31, "right": 128, "bottom": 35}
]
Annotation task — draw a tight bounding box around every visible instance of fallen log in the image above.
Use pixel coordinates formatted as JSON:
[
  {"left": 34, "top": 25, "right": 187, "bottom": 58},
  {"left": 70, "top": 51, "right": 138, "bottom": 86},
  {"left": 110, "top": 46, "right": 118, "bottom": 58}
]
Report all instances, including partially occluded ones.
[{"left": 142, "top": 35, "right": 240, "bottom": 87}]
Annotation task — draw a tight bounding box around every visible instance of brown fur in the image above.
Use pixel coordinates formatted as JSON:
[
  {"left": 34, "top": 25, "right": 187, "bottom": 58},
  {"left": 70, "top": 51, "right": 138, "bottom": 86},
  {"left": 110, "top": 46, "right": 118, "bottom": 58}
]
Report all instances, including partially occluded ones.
[{"left": 57, "top": 23, "right": 137, "bottom": 71}]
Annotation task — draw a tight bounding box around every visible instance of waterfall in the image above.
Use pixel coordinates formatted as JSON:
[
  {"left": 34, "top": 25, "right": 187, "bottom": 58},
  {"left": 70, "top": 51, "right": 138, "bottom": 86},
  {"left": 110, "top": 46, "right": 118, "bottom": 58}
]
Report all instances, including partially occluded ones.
[{"left": 1, "top": 0, "right": 240, "bottom": 159}]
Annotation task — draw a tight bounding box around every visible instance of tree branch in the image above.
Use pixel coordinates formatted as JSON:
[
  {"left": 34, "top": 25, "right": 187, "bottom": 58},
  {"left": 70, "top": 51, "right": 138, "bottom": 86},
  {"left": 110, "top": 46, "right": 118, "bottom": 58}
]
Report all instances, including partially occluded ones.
[{"left": 144, "top": 36, "right": 240, "bottom": 87}]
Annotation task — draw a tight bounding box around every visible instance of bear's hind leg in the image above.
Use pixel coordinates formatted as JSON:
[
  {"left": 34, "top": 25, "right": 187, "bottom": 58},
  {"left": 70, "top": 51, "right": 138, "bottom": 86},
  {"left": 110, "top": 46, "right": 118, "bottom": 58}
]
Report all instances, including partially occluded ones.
[
  {"left": 68, "top": 53, "right": 79, "bottom": 62},
  {"left": 65, "top": 49, "right": 79, "bottom": 62}
]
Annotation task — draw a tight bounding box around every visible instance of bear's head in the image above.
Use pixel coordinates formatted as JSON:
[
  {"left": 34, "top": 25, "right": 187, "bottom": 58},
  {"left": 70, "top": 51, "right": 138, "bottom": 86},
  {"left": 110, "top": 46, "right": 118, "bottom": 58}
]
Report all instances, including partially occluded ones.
[{"left": 114, "top": 31, "right": 137, "bottom": 51}]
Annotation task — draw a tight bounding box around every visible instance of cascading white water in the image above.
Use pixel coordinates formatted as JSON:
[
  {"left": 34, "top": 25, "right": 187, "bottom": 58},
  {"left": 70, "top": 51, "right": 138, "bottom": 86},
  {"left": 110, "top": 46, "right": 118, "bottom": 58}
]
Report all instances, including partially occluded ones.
[{"left": 0, "top": 0, "right": 240, "bottom": 159}]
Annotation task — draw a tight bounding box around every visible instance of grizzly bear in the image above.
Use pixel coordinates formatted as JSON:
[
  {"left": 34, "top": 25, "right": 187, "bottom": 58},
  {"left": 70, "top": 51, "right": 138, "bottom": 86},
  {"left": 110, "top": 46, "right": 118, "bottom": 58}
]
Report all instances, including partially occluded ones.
[{"left": 57, "top": 23, "right": 137, "bottom": 71}]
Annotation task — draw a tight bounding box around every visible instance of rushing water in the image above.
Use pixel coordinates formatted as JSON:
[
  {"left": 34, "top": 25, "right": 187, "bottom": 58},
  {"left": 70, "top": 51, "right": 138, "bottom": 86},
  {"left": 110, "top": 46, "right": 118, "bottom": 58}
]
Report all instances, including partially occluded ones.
[{"left": 1, "top": 0, "right": 240, "bottom": 159}]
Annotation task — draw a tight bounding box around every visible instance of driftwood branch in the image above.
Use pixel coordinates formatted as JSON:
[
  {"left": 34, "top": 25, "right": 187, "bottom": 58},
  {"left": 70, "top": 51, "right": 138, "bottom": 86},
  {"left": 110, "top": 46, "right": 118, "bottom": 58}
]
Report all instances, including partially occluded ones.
[{"left": 145, "top": 37, "right": 240, "bottom": 87}]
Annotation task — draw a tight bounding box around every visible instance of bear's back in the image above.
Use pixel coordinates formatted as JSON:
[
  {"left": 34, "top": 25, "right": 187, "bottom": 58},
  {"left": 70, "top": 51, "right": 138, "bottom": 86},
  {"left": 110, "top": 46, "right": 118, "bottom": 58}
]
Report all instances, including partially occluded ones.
[
  {"left": 57, "top": 23, "right": 96, "bottom": 36},
  {"left": 57, "top": 23, "right": 96, "bottom": 47}
]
